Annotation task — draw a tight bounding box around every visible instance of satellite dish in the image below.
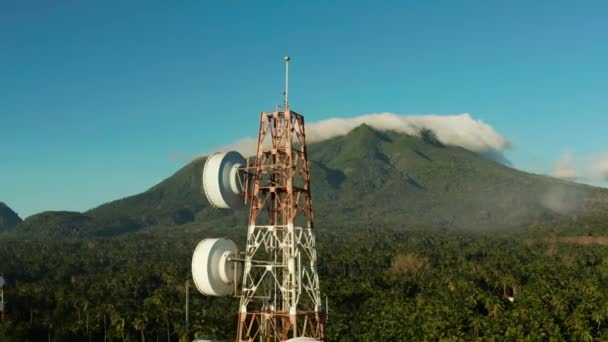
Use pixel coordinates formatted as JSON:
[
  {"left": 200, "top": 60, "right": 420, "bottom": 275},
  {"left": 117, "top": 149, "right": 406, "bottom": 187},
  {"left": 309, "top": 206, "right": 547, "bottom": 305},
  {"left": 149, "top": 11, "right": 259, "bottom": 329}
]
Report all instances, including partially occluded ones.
[
  {"left": 0, "top": 276, "right": 4, "bottom": 287},
  {"left": 202, "top": 151, "right": 247, "bottom": 209},
  {"left": 192, "top": 238, "right": 241, "bottom": 296}
]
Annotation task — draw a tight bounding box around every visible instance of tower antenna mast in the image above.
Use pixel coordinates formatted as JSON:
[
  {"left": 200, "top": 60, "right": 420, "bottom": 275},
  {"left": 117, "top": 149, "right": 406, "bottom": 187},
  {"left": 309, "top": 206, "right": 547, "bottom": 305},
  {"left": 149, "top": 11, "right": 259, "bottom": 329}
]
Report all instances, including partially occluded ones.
[
  {"left": 284, "top": 55, "right": 290, "bottom": 109},
  {"left": 194, "top": 56, "right": 325, "bottom": 342}
]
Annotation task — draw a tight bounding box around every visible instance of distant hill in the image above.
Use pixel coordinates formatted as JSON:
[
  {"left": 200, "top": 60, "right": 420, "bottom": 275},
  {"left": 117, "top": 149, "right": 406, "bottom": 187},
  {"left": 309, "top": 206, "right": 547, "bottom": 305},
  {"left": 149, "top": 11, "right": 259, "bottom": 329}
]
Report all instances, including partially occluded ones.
[
  {"left": 6, "top": 124, "right": 608, "bottom": 239},
  {"left": 307, "top": 125, "right": 608, "bottom": 229},
  {"left": 0, "top": 202, "right": 22, "bottom": 233},
  {"left": 13, "top": 211, "right": 142, "bottom": 239},
  {"left": 87, "top": 157, "right": 209, "bottom": 227}
]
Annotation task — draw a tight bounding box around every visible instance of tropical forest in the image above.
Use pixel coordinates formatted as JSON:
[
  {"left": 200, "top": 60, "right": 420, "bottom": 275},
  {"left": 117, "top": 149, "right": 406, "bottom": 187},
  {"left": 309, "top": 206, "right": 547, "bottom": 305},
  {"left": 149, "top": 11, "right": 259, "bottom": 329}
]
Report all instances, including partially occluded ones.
[{"left": 3, "top": 126, "right": 608, "bottom": 341}]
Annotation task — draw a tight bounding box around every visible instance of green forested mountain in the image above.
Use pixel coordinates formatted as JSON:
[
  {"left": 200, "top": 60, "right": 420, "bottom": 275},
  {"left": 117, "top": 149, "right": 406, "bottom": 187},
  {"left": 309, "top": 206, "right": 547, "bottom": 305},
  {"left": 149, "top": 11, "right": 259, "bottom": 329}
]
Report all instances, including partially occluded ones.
[
  {"left": 4, "top": 125, "right": 608, "bottom": 341},
  {"left": 307, "top": 124, "right": 608, "bottom": 229},
  {"left": 87, "top": 157, "right": 209, "bottom": 227},
  {"left": 0, "top": 202, "right": 22, "bottom": 233},
  {"left": 6, "top": 124, "right": 608, "bottom": 239}
]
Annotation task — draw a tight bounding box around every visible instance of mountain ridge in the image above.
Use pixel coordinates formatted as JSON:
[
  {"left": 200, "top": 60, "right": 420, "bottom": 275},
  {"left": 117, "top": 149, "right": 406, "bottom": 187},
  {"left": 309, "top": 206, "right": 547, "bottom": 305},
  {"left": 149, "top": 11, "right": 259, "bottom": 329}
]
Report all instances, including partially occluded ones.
[
  {"left": 0, "top": 202, "right": 22, "bottom": 233},
  {"left": 6, "top": 125, "right": 608, "bottom": 239}
]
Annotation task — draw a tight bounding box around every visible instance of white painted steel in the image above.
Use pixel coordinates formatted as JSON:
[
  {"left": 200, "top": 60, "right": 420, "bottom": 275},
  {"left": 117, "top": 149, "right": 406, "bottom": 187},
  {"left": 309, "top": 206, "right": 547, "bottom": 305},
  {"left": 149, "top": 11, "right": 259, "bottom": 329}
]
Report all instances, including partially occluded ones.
[
  {"left": 202, "top": 151, "right": 246, "bottom": 209},
  {"left": 192, "top": 238, "right": 240, "bottom": 296}
]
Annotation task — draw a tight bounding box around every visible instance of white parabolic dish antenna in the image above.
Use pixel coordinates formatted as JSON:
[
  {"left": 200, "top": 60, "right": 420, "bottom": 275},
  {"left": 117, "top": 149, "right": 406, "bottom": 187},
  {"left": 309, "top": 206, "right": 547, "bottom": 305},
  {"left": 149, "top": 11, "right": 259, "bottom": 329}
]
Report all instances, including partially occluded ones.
[
  {"left": 192, "top": 238, "right": 241, "bottom": 296},
  {"left": 202, "top": 151, "right": 246, "bottom": 209}
]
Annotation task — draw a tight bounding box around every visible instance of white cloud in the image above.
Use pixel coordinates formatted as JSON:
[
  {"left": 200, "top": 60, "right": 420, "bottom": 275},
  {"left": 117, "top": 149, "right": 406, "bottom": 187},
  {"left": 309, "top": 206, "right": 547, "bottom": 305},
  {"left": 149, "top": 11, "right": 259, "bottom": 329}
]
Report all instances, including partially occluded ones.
[
  {"left": 206, "top": 112, "right": 510, "bottom": 157},
  {"left": 167, "top": 151, "right": 191, "bottom": 162},
  {"left": 588, "top": 155, "right": 608, "bottom": 181},
  {"left": 600, "top": 161, "right": 608, "bottom": 181},
  {"left": 307, "top": 113, "right": 509, "bottom": 152},
  {"left": 553, "top": 152, "right": 578, "bottom": 180},
  {"left": 550, "top": 153, "right": 608, "bottom": 183},
  {"left": 206, "top": 137, "right": 258, "bottom": 157}
]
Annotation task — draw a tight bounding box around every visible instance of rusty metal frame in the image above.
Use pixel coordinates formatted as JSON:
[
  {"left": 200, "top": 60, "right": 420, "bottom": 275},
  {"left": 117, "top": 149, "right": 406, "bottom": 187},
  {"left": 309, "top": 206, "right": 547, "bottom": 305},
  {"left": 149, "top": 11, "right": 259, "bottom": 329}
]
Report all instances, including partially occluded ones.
[{"left": 237, "top": 110, "right": 324, "bottom": 342}]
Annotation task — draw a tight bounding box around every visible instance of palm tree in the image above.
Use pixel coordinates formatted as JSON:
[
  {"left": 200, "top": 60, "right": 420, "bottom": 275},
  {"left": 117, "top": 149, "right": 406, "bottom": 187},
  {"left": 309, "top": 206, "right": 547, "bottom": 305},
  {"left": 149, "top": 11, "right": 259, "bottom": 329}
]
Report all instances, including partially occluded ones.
[
  {"left": 112, "top": 315, "right": 126, "bottom": 342},
  {"left": 99, "top": 304, "right": 115, "bottom": 342},
  {"left": 133, "top": 317, "right": 146, "bottom": 342}
]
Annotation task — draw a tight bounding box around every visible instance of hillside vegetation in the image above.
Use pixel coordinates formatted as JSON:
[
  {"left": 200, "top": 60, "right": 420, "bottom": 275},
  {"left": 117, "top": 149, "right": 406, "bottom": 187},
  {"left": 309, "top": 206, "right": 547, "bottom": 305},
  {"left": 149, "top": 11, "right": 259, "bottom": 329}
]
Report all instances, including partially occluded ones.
[
  {"left": 2, "top": 125, "right": 608, "bottom": 340},
  {"left": 4, "top": 124, "right": 608, "bottom": 239},
  {"left": 4, "top": 222, "right": 608, "bottom": 340}
]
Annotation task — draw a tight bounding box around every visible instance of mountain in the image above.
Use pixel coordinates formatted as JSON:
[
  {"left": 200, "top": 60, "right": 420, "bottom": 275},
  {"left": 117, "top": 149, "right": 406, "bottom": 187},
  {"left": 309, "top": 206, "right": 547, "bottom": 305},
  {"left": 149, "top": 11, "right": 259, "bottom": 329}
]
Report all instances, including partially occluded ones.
[
  {"left": 12, "top": 211, "right": 142, "bottom": 239},
  {"left": 87, "top": 157, "right": 210, "bottom": 227},
  {"left": 7, "top": 124, "right": 608, "bottom": 239},
  {"left": 9, "top": 159, "right": 212, "bottom": 239},
  {"left": 0, "top": 202, "right": 22, "bottom": 233},
  {"left": 309, "top": 125, "right": 608, "bottom": 227}
]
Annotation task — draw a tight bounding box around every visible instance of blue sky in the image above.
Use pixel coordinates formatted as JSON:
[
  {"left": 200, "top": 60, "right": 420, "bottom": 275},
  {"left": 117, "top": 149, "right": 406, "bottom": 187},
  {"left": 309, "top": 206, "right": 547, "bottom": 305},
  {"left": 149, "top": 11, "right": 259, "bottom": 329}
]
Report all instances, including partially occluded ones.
[{"left": 1, "top": 0, "right": 607, "bottom": 218}]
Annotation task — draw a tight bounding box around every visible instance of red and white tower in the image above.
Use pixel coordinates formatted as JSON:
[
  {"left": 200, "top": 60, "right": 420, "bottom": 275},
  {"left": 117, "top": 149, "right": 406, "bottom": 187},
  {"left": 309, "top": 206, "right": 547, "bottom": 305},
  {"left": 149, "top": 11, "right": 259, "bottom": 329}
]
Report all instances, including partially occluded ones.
[{"left": 192, "top": 56, "right": 324, "bottom": 342}]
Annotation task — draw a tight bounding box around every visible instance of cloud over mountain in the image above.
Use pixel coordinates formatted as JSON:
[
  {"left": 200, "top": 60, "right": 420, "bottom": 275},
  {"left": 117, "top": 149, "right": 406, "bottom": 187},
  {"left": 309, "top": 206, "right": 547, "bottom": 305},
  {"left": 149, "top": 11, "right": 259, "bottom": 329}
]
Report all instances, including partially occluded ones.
[
  {"left": 208, "top": 113, "right": 510, "bottom": 158},
  {"left": 589, "top": 155, "right": 608, "bottom": 181},
  {"left": 553, "top": 152, "right": 578, "bottom": 180},
  {"left": 553, "top": 153, "right": 608, "bottom": 183}
]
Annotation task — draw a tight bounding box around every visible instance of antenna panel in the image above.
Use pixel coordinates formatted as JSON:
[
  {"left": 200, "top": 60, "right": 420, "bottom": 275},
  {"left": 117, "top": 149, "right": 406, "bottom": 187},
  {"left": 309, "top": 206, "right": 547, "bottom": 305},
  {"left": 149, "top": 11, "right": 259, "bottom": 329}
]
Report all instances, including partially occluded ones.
[
  {"left": 192, "top": 238, "right": 241, "bottom": 296},
  {"left": 202, "top": 151, "right": 246, "bottom": 209}
]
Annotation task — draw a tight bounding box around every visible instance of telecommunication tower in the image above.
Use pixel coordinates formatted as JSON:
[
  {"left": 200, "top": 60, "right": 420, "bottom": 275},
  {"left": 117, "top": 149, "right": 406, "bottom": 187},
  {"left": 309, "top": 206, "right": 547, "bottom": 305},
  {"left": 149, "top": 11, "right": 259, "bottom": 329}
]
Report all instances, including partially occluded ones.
[{"left": 192, "top": 56, "right": 325, "bottom": 342}]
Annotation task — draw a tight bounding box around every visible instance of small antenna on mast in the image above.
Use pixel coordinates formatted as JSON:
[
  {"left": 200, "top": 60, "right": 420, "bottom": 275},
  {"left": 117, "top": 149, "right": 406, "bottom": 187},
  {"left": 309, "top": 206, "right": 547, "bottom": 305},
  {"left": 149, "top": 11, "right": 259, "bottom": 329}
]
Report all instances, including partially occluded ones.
[{"left": 284, "top": 55, "right": 290, "bottom": 109}]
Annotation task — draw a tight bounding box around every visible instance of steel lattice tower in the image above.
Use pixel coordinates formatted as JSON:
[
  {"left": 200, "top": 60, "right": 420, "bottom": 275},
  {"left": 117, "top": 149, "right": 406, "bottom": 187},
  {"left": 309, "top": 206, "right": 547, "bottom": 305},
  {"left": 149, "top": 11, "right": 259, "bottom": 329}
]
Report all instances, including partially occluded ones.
[
  {"left": 237, "top": 97, "right": 324, "bottom": 340},
  {"left": 193, "top": 56, "right": 324, "bottom": 342}
]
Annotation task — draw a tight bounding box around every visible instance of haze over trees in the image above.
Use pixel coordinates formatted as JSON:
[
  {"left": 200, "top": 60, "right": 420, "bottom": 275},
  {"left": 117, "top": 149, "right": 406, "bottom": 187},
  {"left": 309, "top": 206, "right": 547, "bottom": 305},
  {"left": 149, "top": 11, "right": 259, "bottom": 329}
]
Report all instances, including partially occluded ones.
[{"left": 2, "top": 125, "right": 608, "bottom": 341}]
